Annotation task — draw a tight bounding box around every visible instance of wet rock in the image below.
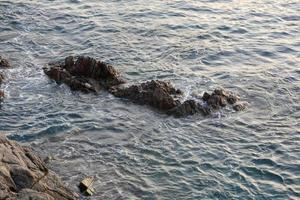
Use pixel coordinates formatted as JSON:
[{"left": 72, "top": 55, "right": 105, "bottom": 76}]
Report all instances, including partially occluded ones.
[
  {"left": 0, "top": 56, "right": 10, "bottom": 68},
  {"left": 110, "top": 80, "right": 182, "bottom": 111},
  {"left": 44, "top": 56, "right": 125, "bottom": 93},
  {"left": 168, "top": 99, "right": 211, "bottom": 117},
  {"left": 203, "top": 88, "right": 240, "bottom": 108},
  {"left": 0, "top": 73, "right": 4, "bottom": 85},
  {"left": 233, "top": 101, "right": 249, "bottom": 111},
  {"left": 0, "top": 135, "right": 78, "bottom": 199},
  {"left": 0, "top": 90, "right": 4, "bottom": 101}
]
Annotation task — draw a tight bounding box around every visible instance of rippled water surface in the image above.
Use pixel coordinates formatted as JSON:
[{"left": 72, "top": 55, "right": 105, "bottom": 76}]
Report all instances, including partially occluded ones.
[{"left": 1, "top": 0, "right": 300, "bottom": 199}]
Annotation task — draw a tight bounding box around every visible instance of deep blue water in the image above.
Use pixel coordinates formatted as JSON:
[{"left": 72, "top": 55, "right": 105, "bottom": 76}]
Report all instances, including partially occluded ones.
[{"left": 0, "top": 0, "right": 300, "bottom": 199}]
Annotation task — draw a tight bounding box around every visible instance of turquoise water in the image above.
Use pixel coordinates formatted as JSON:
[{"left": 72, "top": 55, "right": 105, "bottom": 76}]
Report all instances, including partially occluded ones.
[{"left": 0, "top": 0, "right": 300, "bottom": 199}]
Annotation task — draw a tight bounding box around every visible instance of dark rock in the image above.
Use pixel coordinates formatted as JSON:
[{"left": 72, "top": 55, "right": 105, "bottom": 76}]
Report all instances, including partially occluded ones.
[
  {"left": 202, "top": 92, "right": 210, "bottom": 101},
  {"left": 44, "top": 56, "right": 248, "bottom": 117},
  {"left": 203, "top": 88, "right": 240, "bottom": 108},
  {"left": 0, "top": 90, "right": 4, "bottom": 101},
  {"left": 0, "top": 56, "right": 10, "bottom": 68},
  {"left": 0, "top": 135, "right": 78, "bottom": 199},
  {"left": 168, "top": 99, "right": 211, "bottom": 117},
  {"left": 0, "top": 73, "right": 4, "bottom": 85},
  {"left": 110, "top": 80, "right": 182, "bottom": 111},
  {"left": 44, "top": 56, "right": 125, "bottom": 93},
  {"left": 227, "top": 93, "right": 240, "bottom": 104},
  {"left": 233, "top": 101, "right": 249, "bottom": 111}
]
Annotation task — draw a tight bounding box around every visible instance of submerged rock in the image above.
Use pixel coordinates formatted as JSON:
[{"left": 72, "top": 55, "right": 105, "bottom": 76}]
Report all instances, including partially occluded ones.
[
  {"left": 110, "top": 80, "right": 182, "bottom": 111},
  {"left": 0, "top": 56, "right": 10, "bottom": 68},
  {"left": 44, "top": 56, "right": 125, "bottom": 93},
  {"left": 0, "top": 135, "right": 78, "bottom": 199}
]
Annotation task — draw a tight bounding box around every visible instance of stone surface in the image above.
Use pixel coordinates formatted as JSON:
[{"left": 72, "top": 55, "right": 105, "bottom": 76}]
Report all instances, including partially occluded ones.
[
  {"left": 44, "top": 56, "right": 125, "bottom": 93},
  {"left": 0, "top": 56, "right": 10, "bottom": 68},
  {"left": 110, "top": 80, "right": 182, "bottom": 111},
  {"left": 0, "top": 135, "right": 78, "bottom": 200}
]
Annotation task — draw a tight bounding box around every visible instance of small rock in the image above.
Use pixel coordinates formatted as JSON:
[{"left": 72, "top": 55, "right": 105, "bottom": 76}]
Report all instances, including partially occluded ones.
[
  {"left": 0, "top": 73, "right": 4, "bottom": 84},
  {"left": 79, "top": 177, "right": 95, "bottom": 196},
  {"left": 0, "top": 90, "right": 4, "bottom": 101},
  {"left": 202, "top": 92, "right": 211, "bottom": 101},
  {"left": 0, "top": 56, "right": 10, "bottom": 68},
  {"left": 227, "top": 93, "right": 240, "bottom": 104},
  {"left": 233, "top": 101, "right": 249, "bottom": 111}
]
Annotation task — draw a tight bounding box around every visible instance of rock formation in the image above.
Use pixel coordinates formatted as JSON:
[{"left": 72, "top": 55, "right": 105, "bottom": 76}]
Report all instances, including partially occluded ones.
[
  {"left": 110, "top": 80, "right": 182, "bottom": 111},
  {"left": 0, "top": 135, "right": 78, "bottom": 200},
  {"left": 44, "top": 56, "right": 248, "bottom": 117},
  {"left": 43, "top": 56, "right": 125, "bottom": 93}
]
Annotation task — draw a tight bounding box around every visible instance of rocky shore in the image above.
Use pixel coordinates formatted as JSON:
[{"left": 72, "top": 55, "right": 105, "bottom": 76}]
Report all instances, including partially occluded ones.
[{"left": 0, "top": 135, "right": 78, "bottom": 200}]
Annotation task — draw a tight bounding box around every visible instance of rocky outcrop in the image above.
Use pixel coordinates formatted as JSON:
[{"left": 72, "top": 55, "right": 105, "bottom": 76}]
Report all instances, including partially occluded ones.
[
  {"left": 0, "top": 135, "right": 78, "bottom": 200},
  {"left": 0, "top": 56, "right": 10, "bottom": 68},
  {"left": 44, "top": 56, "right": 248, "bottom": 117},
  {"left": 43, "top": 56, "right": 125, "bottom": 93},
  {"left": 110, "top": 80, "right": 182, "bottom": 111}
]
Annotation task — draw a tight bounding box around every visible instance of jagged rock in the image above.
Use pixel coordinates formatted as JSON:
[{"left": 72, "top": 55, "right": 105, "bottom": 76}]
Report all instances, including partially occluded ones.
[
  {"left": 44, "top": 56, "right": 125, "bottom": 93},
  {"left": 0, "top": 135, "right": 78, "bottom": 200},
  {"left": 202, "top": 88, "right": 240, "bottom": 109},
  {"left": 44, "top": 56, "right": 248, "bottom": 117},
  {"left": 110, "top": 80, "right": 182, "bottom": 111},
  {"left": 168, "top": 99, "right": 211, "bottom": 117},
  {"left": 0, "top": 56, "right": 10, "bottom": 68}
]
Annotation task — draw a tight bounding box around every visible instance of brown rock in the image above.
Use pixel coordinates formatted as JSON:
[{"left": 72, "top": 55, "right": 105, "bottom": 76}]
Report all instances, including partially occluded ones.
[
  {"left": 168, "top": 99, "right": 211, "bottom": 117},
  {"left": 44, "top": 56, "right": 125, "bottom": 92},
  {"left": 0, "top": 56, "right": 10, "bottom": 68},
  {"left": 233, "top": 101, "right": 249, "bottom": 111},
  {"left": 0, "top": 135, "right": 78, "bottom": 200},
  {"left": 0, "top": 90, "right": 4, "bottom": 101},
  {"left": 110, "top": 80, "right": 182, "bottom": 111},
  {"left": 0, "top": 73, "right": 4, "bottom": 84}
]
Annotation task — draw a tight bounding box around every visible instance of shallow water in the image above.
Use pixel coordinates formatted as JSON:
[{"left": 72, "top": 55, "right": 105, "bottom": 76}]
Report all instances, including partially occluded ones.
[{"left": 0, "top": 0, "right": 300, "bottom": 199}]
